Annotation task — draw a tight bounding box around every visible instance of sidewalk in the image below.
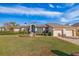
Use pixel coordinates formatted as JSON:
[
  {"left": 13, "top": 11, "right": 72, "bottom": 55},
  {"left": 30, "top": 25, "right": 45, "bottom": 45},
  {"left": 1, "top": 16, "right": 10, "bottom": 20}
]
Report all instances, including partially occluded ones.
[{"left": 58, "top": 37, "right": 79, "bottom": 46}]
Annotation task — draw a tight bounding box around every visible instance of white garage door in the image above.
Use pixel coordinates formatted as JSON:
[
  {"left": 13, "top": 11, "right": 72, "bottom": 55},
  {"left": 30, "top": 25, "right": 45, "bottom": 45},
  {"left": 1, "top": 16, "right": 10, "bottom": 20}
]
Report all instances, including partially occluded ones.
[
  {"left": 64, "top": 30, "right": 72, "bottom": 36},
  {"left": 53, "top": 30, "right": 62, "bottom": 37}
]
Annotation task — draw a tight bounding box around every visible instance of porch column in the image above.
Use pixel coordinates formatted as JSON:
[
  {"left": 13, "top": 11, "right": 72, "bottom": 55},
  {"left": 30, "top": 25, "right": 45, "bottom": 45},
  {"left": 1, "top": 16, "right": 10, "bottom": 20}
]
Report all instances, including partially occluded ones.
[{"left": 73, "top": 29, "right": 76, "bottom": 36}]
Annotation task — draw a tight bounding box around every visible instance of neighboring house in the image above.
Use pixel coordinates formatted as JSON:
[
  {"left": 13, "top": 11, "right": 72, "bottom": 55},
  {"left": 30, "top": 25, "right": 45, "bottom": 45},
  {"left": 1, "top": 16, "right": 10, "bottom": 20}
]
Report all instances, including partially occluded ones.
[
  {"left": 0, "top": 27, "right": 5, "bottom": 31},
  {"left": 13, "top": 26, "right": 27, "bottom": 32},
  {"left": 29, "top": 24, "right": 50, "bottom": 35},
  {"left": 35, "top": 25, "right": 46, "bottom": 35},
  {"left": 13, "top": 28, "right": 20, "bottom": 32}
]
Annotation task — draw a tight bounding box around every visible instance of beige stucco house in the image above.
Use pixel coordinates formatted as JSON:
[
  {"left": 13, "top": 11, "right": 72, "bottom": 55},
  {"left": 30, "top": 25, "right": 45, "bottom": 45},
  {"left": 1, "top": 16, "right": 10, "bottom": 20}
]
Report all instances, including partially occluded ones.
[
  {"left": 47, "top": 23, "right": 76, "bottom": 37},
  {"left": 0, "top": 27, "right": 5, "bottom": 31},
  {"left": 13, "top": 26, "right": 27, "bottom": 32},
  {"left": 52, "top": 26, "right": 76, "bottom": 37},
  {"left": 29, "top": 23, "right": 76, "bottom": 37}
]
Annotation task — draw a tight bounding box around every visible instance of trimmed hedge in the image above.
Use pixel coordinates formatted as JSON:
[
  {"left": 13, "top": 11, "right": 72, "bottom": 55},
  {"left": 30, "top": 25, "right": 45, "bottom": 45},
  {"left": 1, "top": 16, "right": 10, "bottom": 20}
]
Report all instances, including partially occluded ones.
[{"left": 0, "top": 31, "right": 27, "bottom": 35}]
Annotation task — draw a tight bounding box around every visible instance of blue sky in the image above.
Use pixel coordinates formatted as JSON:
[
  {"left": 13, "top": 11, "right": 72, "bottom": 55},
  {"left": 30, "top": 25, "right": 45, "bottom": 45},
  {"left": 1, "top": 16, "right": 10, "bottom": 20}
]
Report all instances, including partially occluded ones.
[{"left": 0, "top": 3, "right": 79, "bottom": 26}]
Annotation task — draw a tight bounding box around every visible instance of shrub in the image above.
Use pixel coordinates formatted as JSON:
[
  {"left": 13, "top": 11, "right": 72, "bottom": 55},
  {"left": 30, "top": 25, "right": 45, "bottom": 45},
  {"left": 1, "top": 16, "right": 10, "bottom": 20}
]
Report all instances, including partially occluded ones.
[
  {"left": 19, "top": 31, "right": 27, "bottom": 34},
  {"left": 48, "top": 32, "right": 52, "bottom": 36},
  {"left": 0, "top": 31, "right": 27, "bottom": 35}
]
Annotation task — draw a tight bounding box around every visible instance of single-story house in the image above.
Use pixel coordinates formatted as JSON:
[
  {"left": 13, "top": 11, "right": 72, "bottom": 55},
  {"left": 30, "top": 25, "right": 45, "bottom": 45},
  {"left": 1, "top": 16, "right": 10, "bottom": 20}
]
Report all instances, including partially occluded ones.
[
  {"left": 35, "top": 25, "right": 46, "bottom": 35},
  {"left": 0, "top": 27, "right": 5, "bottom": 31},
  {"left": 47, "top": 23, "right": 76, "bottom": 37},
  {"left": 13, "top": 26, "right": 28, "bottom": 32},
  {"left": 52, "top": 26, "right": 76, "bottom": 37},
  {"left": 29, "top": 23, "right": 76, "bottom": 37}
]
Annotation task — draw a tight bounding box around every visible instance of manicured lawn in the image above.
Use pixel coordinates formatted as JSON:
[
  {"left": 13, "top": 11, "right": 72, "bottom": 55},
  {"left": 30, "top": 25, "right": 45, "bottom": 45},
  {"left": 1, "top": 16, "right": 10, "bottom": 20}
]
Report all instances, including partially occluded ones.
[{"left": 0, "top": 35, "right": 79, "bottom": 56}]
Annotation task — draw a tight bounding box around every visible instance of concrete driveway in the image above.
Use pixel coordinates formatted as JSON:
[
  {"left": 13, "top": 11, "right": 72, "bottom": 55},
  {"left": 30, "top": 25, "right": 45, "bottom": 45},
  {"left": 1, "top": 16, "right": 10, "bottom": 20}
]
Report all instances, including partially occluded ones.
[{"left": 58, "top": 37, "right": 79, "bottom": 46}]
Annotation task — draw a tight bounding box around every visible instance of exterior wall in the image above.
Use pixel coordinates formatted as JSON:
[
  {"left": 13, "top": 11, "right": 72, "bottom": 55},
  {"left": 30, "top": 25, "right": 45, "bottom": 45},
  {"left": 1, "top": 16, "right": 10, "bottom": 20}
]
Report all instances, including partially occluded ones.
[
  {"left": 21, "top": 28, "right": 25, "bottom": 31},
  {"left": 53, "top": 28, "right": 76, "bottom": 37},
  {"left": 2, "top": 28, "right": 5, "bottom": 31},
  {"left": 0, "top": 28, "right": 5, "bottom": 31},
  {"left": 35, "top": 28, "right": 37, "bottom": 32},
  {"left": 53, "top": 29, "right": 62, "bottom": 37},
  {"left": 14, "top": 29, "right": 20, "bottom": 32},
  {"left": 35, "top": 27, "right": 43, "bottom": 34},
  {"left": 63, "top": 29, "right": 73, "bottom": 36},
  {"left": 43, "top": 28, "right": 45, "bottom": 31},
  {"left": 73, "top": 29, "right": 76, "bottom": 36}
]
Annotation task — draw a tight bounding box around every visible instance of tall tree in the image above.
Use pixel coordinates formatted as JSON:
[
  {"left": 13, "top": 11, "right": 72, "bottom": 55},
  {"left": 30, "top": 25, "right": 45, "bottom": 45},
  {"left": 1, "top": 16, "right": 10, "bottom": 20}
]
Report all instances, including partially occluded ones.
[{"left": 4, "top": 22, "right": 18, "bottom": 31}]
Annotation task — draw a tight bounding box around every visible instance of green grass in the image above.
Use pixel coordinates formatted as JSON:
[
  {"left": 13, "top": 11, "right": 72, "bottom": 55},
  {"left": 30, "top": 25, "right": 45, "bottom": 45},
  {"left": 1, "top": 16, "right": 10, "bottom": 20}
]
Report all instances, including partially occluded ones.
[
  {"left": 0, "top": 35, "right": 79, "bottom": 56},
  {"left": 0, "top": 31, "right": 27, "bottom": 35}
]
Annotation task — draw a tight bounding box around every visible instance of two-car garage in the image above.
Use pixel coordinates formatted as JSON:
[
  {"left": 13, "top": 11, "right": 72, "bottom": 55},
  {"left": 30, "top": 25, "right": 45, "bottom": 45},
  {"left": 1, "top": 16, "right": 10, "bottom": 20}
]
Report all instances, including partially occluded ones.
[{"left": 53, "top": 28, "right": 76, "bottom": 37}]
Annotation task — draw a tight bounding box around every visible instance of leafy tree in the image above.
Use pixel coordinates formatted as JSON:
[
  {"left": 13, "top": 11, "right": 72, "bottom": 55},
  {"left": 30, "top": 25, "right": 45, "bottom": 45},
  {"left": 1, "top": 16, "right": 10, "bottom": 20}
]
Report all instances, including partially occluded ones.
[{"left": 4, "top": 22, "right": 19, "bottom": 31}]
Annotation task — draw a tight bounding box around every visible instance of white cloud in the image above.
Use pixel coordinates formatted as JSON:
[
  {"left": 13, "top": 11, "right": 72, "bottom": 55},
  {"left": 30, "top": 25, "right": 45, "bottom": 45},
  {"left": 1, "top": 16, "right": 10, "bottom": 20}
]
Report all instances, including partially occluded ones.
[
  {"left": 64, "top": 5, "right": 79, "bottom": 18},
  {"left": 48, "top": 4, "right": 54, "bottom": 8},
  {"left": 65, "top": 7, "right": 79, "bottom": 19},
  {"left": 60, "top": 5, "right": 79, "bottom": 23},
  {"left": 0, "top": 5, "right": 62, "bottom": 17},
  {"left": 60, "top": 17, "right": 69, "bottom": 22}
]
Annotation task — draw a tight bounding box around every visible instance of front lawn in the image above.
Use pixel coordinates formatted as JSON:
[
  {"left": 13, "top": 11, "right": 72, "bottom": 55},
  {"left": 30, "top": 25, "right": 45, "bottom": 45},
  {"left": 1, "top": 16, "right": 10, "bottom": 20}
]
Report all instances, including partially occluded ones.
[{"left": 0, "top": 35, "right": 79, "bottom": 56}]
